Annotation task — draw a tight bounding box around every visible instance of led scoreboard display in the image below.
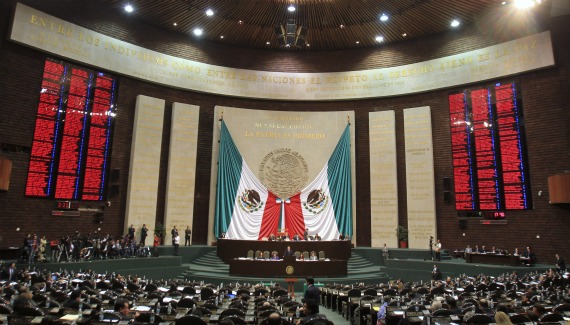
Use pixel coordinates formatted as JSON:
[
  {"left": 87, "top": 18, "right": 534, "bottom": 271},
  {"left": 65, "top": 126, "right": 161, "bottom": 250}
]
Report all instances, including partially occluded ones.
[
  {"left": 26, "top": 58, "right": 117, "bottom": 200},
  {"left": 448, "top": 82, "right": 532, "bottom": 210}
]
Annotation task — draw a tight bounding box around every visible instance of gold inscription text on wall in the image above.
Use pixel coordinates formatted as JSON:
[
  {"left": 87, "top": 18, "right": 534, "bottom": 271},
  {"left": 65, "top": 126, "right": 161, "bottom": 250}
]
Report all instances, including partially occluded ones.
[{"left": 259, "top": 148, "right": 308, "bottom": 199}]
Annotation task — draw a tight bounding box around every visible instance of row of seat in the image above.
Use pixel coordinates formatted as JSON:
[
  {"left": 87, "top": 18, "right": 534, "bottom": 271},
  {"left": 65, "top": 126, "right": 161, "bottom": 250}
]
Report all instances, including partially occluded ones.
[{"left": 246, "top": 250, "right": 326, "bottom": 259}]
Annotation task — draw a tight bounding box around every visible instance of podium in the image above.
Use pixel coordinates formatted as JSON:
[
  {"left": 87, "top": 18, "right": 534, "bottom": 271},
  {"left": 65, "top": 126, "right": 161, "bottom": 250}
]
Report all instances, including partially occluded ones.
[{"left": 285, "top": 278, "right": 297, "bottom": 298}]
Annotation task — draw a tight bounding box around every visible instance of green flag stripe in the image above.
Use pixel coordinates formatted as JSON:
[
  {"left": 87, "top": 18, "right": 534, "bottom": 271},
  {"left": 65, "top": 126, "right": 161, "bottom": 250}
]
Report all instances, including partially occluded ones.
[
  {"left": 327, "top": 125, "right": 352, "bottom": 237},
  {"left": 214, "top": 121, "right": 243, "bottom": 238}
]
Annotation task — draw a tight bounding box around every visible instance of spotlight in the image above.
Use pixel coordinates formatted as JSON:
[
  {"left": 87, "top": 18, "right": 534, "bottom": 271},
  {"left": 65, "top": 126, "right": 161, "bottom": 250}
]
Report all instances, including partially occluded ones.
[
  {"left": 380, "top": 13, "right": 389, "bottom": 22},
  {"left": 288, "top": 4, "right": 296, "bottom": 12},
  {"left": 124, "top": 4, "right": 134, "bottom": 12},
  {"left": 375, "top": 36, "right": 384, "bottom": 42},
  {"left": 514, "top": 0, "right": 536, "bottom": 8},
  {"left": 206, "top": 8, "right": 214, "bottom": 16},
  {"left": 450, "top": 19, "right": 460, "bottom": 27},
  {"left": 193, "top": 28, "right": 203, "bottom": 36}
]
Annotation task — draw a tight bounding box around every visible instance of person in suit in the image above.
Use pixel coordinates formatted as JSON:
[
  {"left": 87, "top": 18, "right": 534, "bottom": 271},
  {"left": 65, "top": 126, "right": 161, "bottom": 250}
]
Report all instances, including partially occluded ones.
[
  {"left": 268, "top": 233, "right": 277, "bottom": 241},
  {"left": 185, "top": 226, "right": 192, "bottom": 246},
  {"left": 62, "top": 290, "right": 82, "bottom": 309},
  {"left": 432, "top": 264, "right": 441, "bottom": 281},
  {"left": 114, "top": 299, "right": 135, "bottom": 320},
  {"left": 303, "top": 277, "right": 320, "bottom": 312},
  {"left": 303, "top": 228, "right": 309, "bottom": 240},
  {"left": 128, "top": 224, "right": 135, "bottom": 240},
  {"left": 297, "top": 298, "right": 326, "bottom": 324},
  {"left": 292, "top": 233, "right": 301, "bottom": 241},
  {"left": 314, "top": 233, "right": 321, "bottom": 241},
  {"left": 140, "top": 224, "right": 148, "bottom": 246},
  {"left": 171, "top": 226, "right": 178, "bottom": 245},
  {"left": 2, "top": 262, "right": 18, "bottom": 282},
  {"left": 556, "top": 253, "right": 566, "bottom": 273},
  {"left": 283, "top": 246, "right": 294, "bottom": 257}
]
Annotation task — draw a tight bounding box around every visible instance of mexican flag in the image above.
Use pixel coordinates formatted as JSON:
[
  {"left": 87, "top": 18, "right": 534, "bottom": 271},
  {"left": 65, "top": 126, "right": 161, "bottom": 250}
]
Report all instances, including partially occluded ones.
[{"left": 214, "top": 121, "right": 352, "bottom": 240}]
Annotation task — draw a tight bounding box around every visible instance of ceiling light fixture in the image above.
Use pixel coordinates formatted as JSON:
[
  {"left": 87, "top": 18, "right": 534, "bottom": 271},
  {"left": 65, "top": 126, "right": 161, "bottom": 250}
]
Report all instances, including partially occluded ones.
[
  {"left": 193, "top": 28, "right": 203, "bottom": 36},
  {"left": 402, "top": 33, "right": 407, "bottom": 37},
  {"left": 275, "top": 19, "right": 307, "bottom": 48},
  {"left": 375, "top": 36, "right": 384, "bottom": 42},
  {"left": 380, "top": 14, "right": 389, "bottom": 22},
  {"left": 206, "top": 9, "right": 214, "bottom": 16},
  {"left": 220, "top": 35, "right": 224, "bottom": 39},
  {"left": 288, "top": 4, "right": 296, "bottom": 12},
  {"left": 450, "top": 19, "right": 460, "bottom": 27},
  {"left": 124, "top": 4, "right": 134, "bottom": 12},
  {"left": 173, "top": 22, "right": 177, "bottom": 26},
  {"left": 513, "top": 0, "right": 536, "bottom": 8}
]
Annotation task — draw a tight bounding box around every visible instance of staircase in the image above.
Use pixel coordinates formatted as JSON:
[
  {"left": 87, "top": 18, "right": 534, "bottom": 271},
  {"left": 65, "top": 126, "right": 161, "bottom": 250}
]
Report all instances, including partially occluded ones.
[{"left": 176, "top": 247, "right": 390, "bottom": 287}]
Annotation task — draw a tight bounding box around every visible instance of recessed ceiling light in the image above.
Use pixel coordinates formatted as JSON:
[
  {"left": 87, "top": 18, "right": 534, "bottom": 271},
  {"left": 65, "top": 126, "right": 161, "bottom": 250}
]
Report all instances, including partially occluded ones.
[
  {"left": 173, "top": 22, "right": 177, "bottom": 26},
  {"left": 380, "top": 14, "right": 389, "bottom": 22},
  {"left": 375, "top": 36, "right": 384, "bottom": 42},
  {"left": 193, "top": 28, "right": 203, "bottom": 36},
  {"left": 306, "top": 43, "right": 310, "bottom": 47},
  {"left": 340, "top": 24, "right": 345, "bottom": 29},
  {"left": 356, "top": 41, "right": 360, "bottom": 44},
  {"left": 124, "top": 4, "right": 134, "bottom": 12},
  {"left": 206, "top": 9, "right": 214, "bottom": 16},
  {"left": 402, "top": 33, "right": 407, "bottom": 37},
  {"left": 238, "top": 20, "right": 243, "bottom": 25},
  {"left": 288, "top": 4, "right": 296, "bottom": 12},
  {"left": 501, "top": 1, "right": 507, "bottom": 4},
  {"left": 266, "top": 41, "right": 270, "bottom": 45},
  {"left": 450, "top": 19, "right": 460, "bottom": 27},
  {"left": 220, "top": 35, "right": 224, "bottom": 39}
]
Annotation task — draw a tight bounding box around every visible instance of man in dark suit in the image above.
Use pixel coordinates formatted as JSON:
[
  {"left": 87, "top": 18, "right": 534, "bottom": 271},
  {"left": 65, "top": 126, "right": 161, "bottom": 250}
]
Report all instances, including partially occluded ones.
[
  {"left": 283, "top": 246, "right": 294, "bottom": 257},
  {"left": 303, "top": 277, "right": 321, "bottom": 312},
  {"left": 171, "top": 226, "right": 178, "bottom": 245},
  {"left": 556, "top": 253, "right": 566, "bottom": 273},
  {"left": 431, "top": 264, "right": 441, "bottom": 281},
  {"left": 2, "top": 262, "right": 18, "bottom": 282},
  {"left": 185, "top": 226, "right": 192, "bottom": 246}
]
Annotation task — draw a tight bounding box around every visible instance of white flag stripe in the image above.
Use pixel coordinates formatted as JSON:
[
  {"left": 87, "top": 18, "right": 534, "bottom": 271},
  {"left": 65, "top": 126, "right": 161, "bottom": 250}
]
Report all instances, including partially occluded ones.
[
  {"left": 226, "top": 160, "right": 269, "bottom": 240},
  {"left": 300, "top": 162, "right": 340, "bottom": 241}
]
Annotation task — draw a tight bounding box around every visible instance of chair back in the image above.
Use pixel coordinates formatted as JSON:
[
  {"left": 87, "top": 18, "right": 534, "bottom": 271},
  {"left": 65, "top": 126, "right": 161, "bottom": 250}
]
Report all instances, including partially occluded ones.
[
  {"left": 347, "top": 288, "right": 361, "bottom": 297},
  {"left": 247, "top": 250, "right": 254, "bottom": 259},
  {"left": 200, "top": 287, "right": 215, "bottom": 300},
  {"left": 318, "top": 251, "right": 325, "bottom": 259},
  {"left": 0, "top": 304, "right": 13, "bottom": 315},
  {"left": 509, "top": 313, "right": 531, "bottom": 324},
  {"left": 176, "top": 315, "right": 208, "bottom": 325},
  {"left": 539, "top": 312, "right": 564, "bottom": 323},
  {"left": 302, "top": 251, "right": 309, "bottom": 260},
  {"left": 304, "top": 317, "right": 334, "bottom": 325},
  {"left": 16, "top": 306, "right": 45, "bottom": 316},
  {"left": 178, "top": 297, "right": 197, "bottom": 308},
  {"left": 220, "top": 308, "right": 246, "bottom": 318},
  {"left": 135, "top": 313, "right": 164, "bottom": 323},
  {"left": 263, "top": 251, "right": 270, "bottom": 259},
  {"left": 465, "top": 313, "right": 493, "bottom": 324}
]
